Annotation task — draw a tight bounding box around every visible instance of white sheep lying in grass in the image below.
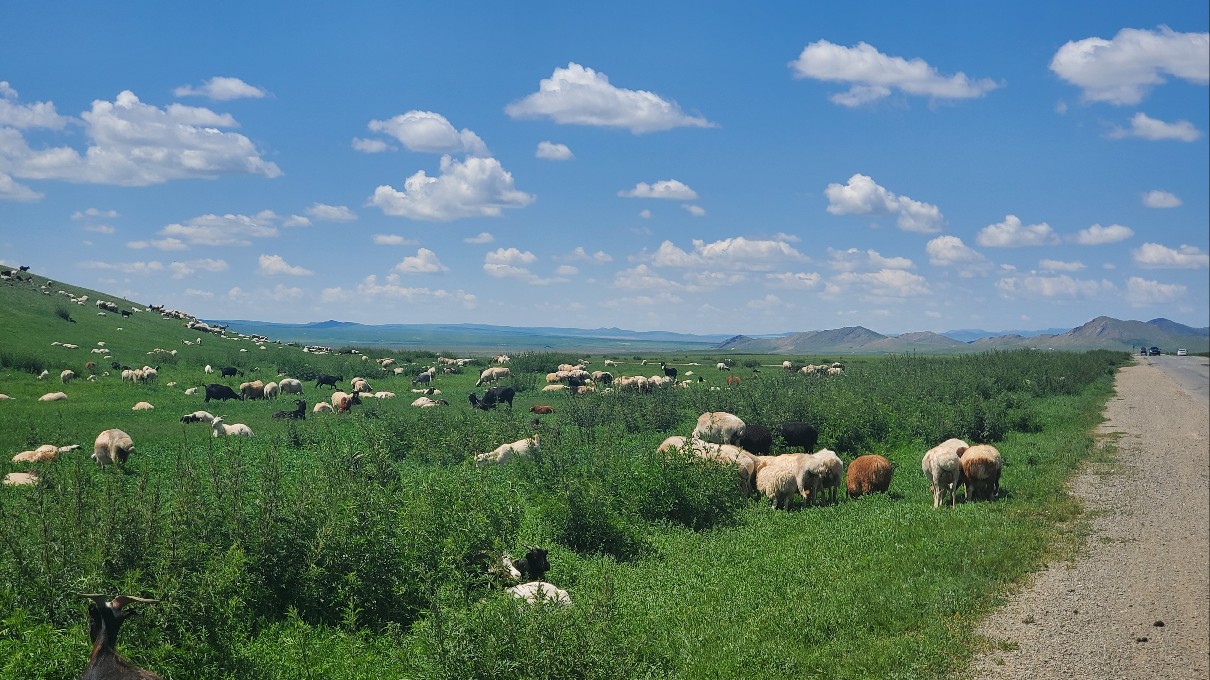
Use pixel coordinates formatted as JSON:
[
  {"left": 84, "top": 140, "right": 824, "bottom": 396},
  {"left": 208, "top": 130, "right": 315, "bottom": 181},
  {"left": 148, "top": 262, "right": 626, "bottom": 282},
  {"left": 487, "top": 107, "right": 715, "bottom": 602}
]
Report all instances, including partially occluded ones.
[
  {"left": 313, "top": 402, "right": 335, "bottom": 413},
  {"left": 132, "top": 402, "right": 154, "bottom": 411},
  {"left": 12, "top": 444, "right": 80, "bottom": 463},
  {"left": 211, "top": 416, "right": 254, "bottom": 438},
  {"left": 507, "top": 581, "right": 571, "bottom": 607},
  {"left": 92, "top": 429, "right": 134, "bottom": 467},
  {"left": 39, "top": 392, "right": 68, "bottom": 402},
  {"left": 476, "top": 436, "right": 539, "bottom": 466},
  {"left": 922, "top": 438, "right": 968, "bottom": 508},
  {"left": 692, "top": 411, "right": 746, "bottom": 445},
  {"left": 4, "top": 471, "right": 40, "bottom": 486},
  {"left": 179, "top": 410, "right": 216, "bottom": 424}
]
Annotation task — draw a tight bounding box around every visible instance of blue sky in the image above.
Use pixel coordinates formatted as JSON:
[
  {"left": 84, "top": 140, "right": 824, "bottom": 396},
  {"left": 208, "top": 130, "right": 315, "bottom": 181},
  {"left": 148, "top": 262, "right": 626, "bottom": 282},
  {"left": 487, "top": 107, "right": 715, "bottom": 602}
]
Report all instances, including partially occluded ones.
[{"left": 1, "top": 2, "right": 1207, "bottom": 335}]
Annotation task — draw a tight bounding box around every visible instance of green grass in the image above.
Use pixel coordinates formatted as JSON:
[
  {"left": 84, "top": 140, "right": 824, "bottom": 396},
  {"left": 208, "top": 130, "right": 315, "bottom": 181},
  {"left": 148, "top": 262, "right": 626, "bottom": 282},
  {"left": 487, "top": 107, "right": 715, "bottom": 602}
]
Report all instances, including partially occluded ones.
[{"left": 0, "top": 273, "right": 1129, "bottom": 679}]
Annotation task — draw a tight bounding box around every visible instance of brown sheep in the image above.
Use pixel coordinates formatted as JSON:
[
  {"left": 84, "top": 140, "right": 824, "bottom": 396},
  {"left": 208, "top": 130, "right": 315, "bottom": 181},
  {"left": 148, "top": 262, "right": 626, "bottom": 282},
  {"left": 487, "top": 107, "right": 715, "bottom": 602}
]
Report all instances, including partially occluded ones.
[
  {"left": 846, "top": 454, "right": 894, "bottom": 497},
  {"left": 239, "top": 380, "right": 266, "bottom": 400},
  {"left": 530, "top": 405, "right": 555, "bottom": 414},
  {"left": 959, "top": 444, "right": 1002, "bottom": 501}
]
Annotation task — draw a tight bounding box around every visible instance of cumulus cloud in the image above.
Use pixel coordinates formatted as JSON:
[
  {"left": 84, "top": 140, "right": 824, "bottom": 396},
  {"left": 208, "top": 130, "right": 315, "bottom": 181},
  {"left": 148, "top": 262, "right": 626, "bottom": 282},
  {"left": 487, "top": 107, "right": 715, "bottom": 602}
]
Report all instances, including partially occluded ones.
[
  {"left": 619, "top": 179, "right": 698, "bottom": 200},
  {"left": 352, "top": 137, "right": 390, "bottom": 153},
  {"left": 926, "top": 235, "right": 987, "bottom": 267},
  {"left": 372, "top": 234, "right": 417, "bottom": 246},
  {"left": 747, "top": 294, "right": 781, "bottom": 309},
  {"left": 72, "top": 208, "right": 118, "bottom": 220},
  {"left": 536, "top": 141, "right": 573, "bottom": 160},
  {"left": 766, "top": 271, "right": 822, "bottom": 289},
  {"left": 505, "top": 62, "right": 715, "bottom": 134},
  {"left": 228, "top": 283, "right": 304, "bottom": 303},
  {"left": 485, "top": 247, "right": 537, "bottom": 265},
  {"left": 0, "top": 89, "right": 280, "bottom": 186},
  {"left": 79, "top": 258, "right": 228, "bottom": 279},
  {"left": 827, "top": 247, "right": 913, "bottom": 272},
  {"left": 1126, "top": 276, "right": 1186, "bottom": 305},
  {"left": 554, "top": 264, "right": 578, "bottom": 276},
  {"left": 464, "top": 232, "right": 495, "bottom": 244},
  {"left": 1108, "top": 112, "right": 1202, "bottom": 141},
  {"left": 643, "top": 236, "right": 806, "bottom": 272},
  {"left": 369, "top": 155, "right": 534, "bottom": 221},
  {"left": 173, "top": 76, "right": 268, "bottom": 101},
  {"left": 683, "top": 204, "right": 706, "bottom": 217},
  {"left": 393, "top": 248, "right": 448, "bottom": 274},
  {"left": 0, "top": 172, "right": 41, "bottom": 201},
  {"left": 83, "top": 224, "right": 116, "bottom": 235},
  {"left": 976, "top": 215, "right": 1060, "bottom": 247},
  {"left": 790, "top": 40, "right": 1000, "bottom": 106},
  {"left": 1142, "top": 190, "right": 1181, "bottom": 208},
  {"left": 612, "top": 264, "right": 684, "bottom": 291},
  {"left": 258, "top": 254, "right": 312, "bottom": 276},
  {"left": 126, "top": 237, "right": 186, "bottom": 250},
  {"left": 0, "top": 81, "right": 68, "bottom": 129},
  {"left": 568, "top": 246, "right": 611, "bottom": 263},
  {"left": 367, "top": 111, "right": 488, "bottom": 156},
  {"left": 1132, "top": 242, "right": 1210, "bottom": 268},
  {"left": 159, "top": 211, "right": 281, "bottom": 246},
  {"left": 1049, "top": 26, "right": 1209, "bottom": 105},
  {"left": 824, "top": 174, "right": 945, "bottom": 233},
  {"left": 305, "top": 203, "right": 357, "bottom": 222},
  {"left": 352, "top": 274, "right": 476, "bottom": 307},
  {"left": 1073, "top": 223, "right": 1134, "bottom": 245},
  {"left": 169, "top": 258, "right": 228, "bottom": 279},
  {"left": 1038, "top": 258, "right": 1085, "bottom": 272},
  {"left": 831, "top": 269, "right": 931, "bottom": 299},
  {"left": 996, "top": 274, "right": 1111, "bottom": 299}
]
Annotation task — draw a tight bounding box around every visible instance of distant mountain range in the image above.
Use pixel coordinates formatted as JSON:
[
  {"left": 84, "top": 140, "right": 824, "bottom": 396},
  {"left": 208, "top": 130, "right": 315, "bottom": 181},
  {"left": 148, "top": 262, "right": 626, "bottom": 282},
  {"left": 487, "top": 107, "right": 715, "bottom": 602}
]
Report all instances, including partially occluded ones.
[{"left": 208, "top": 316, "right": 1209, "bottom": 355}]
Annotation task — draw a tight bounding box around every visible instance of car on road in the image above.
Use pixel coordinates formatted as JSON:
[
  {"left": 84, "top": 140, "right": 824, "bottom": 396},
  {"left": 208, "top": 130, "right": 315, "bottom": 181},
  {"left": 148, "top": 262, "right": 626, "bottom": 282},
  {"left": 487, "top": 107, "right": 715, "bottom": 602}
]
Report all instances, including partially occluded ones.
[
  {"left": 1176, "top": 348, "right": 1187, "bottom": 356},
  {"left": 1148, "top": 346, "right": 1161, "bottom": 356}
]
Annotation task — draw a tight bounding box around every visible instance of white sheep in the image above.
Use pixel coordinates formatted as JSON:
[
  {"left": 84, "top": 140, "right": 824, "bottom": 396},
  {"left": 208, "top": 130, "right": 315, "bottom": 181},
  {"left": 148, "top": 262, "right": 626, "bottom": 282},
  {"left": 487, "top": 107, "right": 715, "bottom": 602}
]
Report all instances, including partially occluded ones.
[
  {"left": 475, "top": 366, "right": 511, "bottom": 387},
  {"left": 61, "top": 369, "right": 76, "bottom": 383},
  {"left": 803, "top": 449, "right": 845, "bottom": 504},
  {"left": 692, "top": 412, "right": 746, "bottom": 445},
  {"left": 716, "top": 362, "right": 730, "bottom": 371},
  {"left": 752, "top": 453, "right": 812, "bottom": 510},
  {"left": 372, "top": 391, "right": 396, "bottom": 399},
  {"left": 12, "top": 444, "right": 80, "bottom": 463},
  {"left": 184, "top": 387, "right": 198, "bottom": 396},
  {"left": 38, "top": 369, "right": 49, "bottom": 380},
  {"left": 922, "top": 438, "right": 968, "bottom": 508},
  {"left": 179, "top": 410, "right": 216, "bottom": 424},
  {"left": 507, "top": 581, "right": 571, "bottom": 607},
  {"left": 312, "top": 402, "right": 335, "bottom": 413},
  {"left": 205, "top": 364, "right": 214, "bottom": 374},
  {"left": 263, "top": 381, "right": 280, "bottom": 400},
  {"left": 476, "top": 436, "right": 539, "bottom": 466},
  {"left": 211, "top": 416, "right": 254, "bottom": 438},
  {"left": 279, "top": 378, "right": 304, "bottom": 395},
  {"left": 39, "top": 392, "right": 68, "bottom": 402},
  {"left": 92, "top": 429, "right": 134, "bottom": 467},
  {"left": 132, "top": 402, "right": 154, "bottom": 411},
  {"left": 4, "top": 471, "right": 40, "bottom": 486}
]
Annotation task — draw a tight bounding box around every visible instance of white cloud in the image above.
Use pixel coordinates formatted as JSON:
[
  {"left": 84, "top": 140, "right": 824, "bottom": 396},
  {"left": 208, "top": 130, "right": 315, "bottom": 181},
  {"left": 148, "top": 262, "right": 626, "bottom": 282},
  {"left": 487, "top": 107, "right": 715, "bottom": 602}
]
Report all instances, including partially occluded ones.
[
  {"left": 554, "top": 264, "right": 578, "bottom": 277},
  {"left": 619, "top": 179, "right": 698, "bottom": 200},
  {"left": 367, "top": 111, "right": 488, "bottom": 156},
  {"left": 352, "top": 137, "right": 390, "bottom": 153},
  {"left": 1142, "top": 190, "right": 1181, "bottom": 208},
  {"left": 83, "top": 224, "right": 116, "bottom": 234},
  {"left": 827, "top": 247, "right": 913, "bottom": 272},
  {"left": 282, "top": 215, "right": 311, "bottom": 228},
  {"left": 485, "top": 247, "right": 537, "bottom": 265},
  {"left": 354, "top": 274, "right": 476, "bottom": 307},
  {"left": 1126, "top": 276, "right": 1187, "bottom": 305},
  {"left": 173, "top": 76, "right": 268, "bottom": 101},
  {"left": 393, "top": 248, "right": 448, "bottom": 274},
  {"left": 183, "top": 288, "right": 214, "bottom": 299},
  {"left": 747, "top": 294, "right": 781, "bottom": 309},
  {"left": 72, "top": 208, "right": 119, "bottom": 220},
  {"left": 976, "top": 215, "right": 1060, "bottom": 247},
  {"left": 370, "top": 155, "right": 534, "bottom": 221},
  {"left": 1049, "top": 26, "right": 1209, "bottom": 105},
  {"left": 639, "top": 209, "right": 652, "bottom": 219},
  {"left": 0, "top": 172, "right": 41, "bottom": 201},
  {"left": 159, "top": 211, "right": 280, "bottom": 246},
  {"left": 305, "top": 203, "right": 357, "bottom": 222},
  {"left": 926, "top": 235, "right": 987, "bottom": 267},
  {"left": 536, "top": 141, "right": 573, "bottom": 160},
  {"left": 463, "top": 232, "right": 495, "bottom": 244},
  {"left": 790, "top": 40, "right": 1000, "bottom": 106},
  {"left": 1073, "top": 223, "right": 1134, "bottom": 245},
  {"left": 505, "top": 62, "right": 715, "bottom": 134},
  {"left": 1131, "top": 242, "right": 1210, "bottom": 268},
  {"left": 372, "top": 233, "right": 417, "bottom": 246},
  {"left": 169, "top": 258, "right": 228, "bottom": 279},
  {"left": 78, "top": 260, "right": 165, "bottom": 275},
  {"left": 683, "top": 204, "right": 706, "bottom": 217},
  {"left": 996, "top": 274, "right": 1111, "bottom": 299},
  {"left": 228, "top": 283, "right": 304, "bottom": 303},
  {"left": 832, "top": 269, "right": 931, "bottom": 298},
  {"left": 644, "top": 236, "right": 806, "bottom": 272},
  {"left": 1038, "top": 258, "right": 1086, "bottom": 272},
  {"left": 1109, "top": 112, "right": 1202, "bottom": 141},
  {"left": 0, "top": 82, "right": 68, "bottom": 129},
  {"left": 568, "top": 246, "right": 611, "bottom": 263},
  {"left": 612, "top": 264, "right": 684, "bottom": 291},
  {"left": 824, "top": 174, "right": 945, "bottom": 233},
  {"left": 766, "top": 271, "right": 822, "bottom": 289},
  {"left": 258, "top": 254, "right": 312, "bottom": 276},
  {"left": 0, "top": 90, "right": 280, "bottom": 186},
  {"left": 126, "top": 237, "right": 186, "bottom": 251}
]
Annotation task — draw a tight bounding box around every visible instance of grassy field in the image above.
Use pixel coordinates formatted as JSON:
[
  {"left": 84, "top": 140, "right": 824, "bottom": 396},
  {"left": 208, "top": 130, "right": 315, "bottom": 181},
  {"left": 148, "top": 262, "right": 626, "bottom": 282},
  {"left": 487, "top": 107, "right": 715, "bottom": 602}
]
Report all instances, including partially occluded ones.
[{"left": 0, "top": 274, "right": 1128, "bottom": 679}]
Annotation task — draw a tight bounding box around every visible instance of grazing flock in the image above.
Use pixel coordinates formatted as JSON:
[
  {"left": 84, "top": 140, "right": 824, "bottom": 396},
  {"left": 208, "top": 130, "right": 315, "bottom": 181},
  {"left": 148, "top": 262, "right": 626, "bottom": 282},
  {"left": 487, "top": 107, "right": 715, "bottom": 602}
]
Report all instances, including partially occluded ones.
[{"left": 5, "top": 336, "right": 1007, "bottom": 676}]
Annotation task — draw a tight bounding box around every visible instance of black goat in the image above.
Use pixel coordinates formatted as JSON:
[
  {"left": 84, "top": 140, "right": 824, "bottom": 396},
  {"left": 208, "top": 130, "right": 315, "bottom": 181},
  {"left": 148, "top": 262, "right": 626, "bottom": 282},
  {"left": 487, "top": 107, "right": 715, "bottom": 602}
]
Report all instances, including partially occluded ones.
[
  {"left": 79, "top": 594, "right": 161, "bottom": 680},
  {"left": 219, "top": 366, "right": 243, "bottom": 378},
  {"left": 272, "top": 399, "right": 307, "bottom": 420},
  {"left": 18, "top": 265, "right": 29, "bottom": 271},
  {"left": 512, "top": 547, "right": 550, "bottom": 581},
  {"left": 204, "top": 383, "right": 242, "bottom": 403},
  {"left": 660, "top": 362, "right": 678, "bottom": 380},
  {"left": 315, "top": 374, "right": 343, "bottom": 389},
  {"left": 468, "top": 386, "right": 516, "bottom": 410}
]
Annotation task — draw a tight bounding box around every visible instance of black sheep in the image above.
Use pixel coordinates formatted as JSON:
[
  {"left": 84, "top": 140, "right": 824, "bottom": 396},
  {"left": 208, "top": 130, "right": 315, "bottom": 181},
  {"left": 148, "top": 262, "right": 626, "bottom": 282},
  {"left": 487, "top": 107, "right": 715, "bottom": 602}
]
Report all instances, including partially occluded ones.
[
  {"left": 779, "top": 422, "right": 820, "bottom": 452},
  {"left": 204, "top": 383, "right": 242, "bottom": 403},
  {"left": 738, "top": 424, "right": 773, "bottom": 454},
  {"left": 315, "top": 374, "right": 343, "bottom": 389}
]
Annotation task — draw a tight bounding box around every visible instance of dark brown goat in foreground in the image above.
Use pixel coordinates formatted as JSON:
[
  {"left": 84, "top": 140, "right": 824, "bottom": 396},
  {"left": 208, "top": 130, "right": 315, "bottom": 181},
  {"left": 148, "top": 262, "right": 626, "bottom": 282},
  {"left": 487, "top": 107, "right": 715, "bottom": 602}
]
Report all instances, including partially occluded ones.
[{"left": 80, "top": 594, "right": 160, "bottom": 680}]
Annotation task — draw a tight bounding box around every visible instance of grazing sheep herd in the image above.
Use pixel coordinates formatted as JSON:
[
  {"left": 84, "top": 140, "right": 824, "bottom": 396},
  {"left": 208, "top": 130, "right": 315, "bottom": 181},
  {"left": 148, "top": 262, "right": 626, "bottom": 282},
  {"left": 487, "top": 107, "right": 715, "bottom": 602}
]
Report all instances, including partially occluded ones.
[{"left": 4, "top": 313, "right": 1014, "bottom": 677}]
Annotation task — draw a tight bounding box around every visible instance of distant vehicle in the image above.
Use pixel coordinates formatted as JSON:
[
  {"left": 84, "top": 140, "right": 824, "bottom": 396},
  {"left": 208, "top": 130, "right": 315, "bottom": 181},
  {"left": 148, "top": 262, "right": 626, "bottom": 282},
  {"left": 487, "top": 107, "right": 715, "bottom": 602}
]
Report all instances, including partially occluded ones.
[
  {"left": 1139, "top": 348, "right": 1148, "bottom": 356},
  {"left": 1148, "top": 346, "right": 1161, "bottom": 356},
  {"left": 1176, "top": 348, "right": 1187, "bottom": 356}
]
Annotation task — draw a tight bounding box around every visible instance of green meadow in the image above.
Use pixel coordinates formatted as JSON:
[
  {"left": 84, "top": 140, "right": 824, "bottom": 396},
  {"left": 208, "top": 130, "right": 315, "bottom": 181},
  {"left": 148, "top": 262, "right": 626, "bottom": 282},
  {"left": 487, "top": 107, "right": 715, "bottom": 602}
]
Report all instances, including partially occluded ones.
[{"left": 0, "top": 273, "right": 1128, "bottom": 679}]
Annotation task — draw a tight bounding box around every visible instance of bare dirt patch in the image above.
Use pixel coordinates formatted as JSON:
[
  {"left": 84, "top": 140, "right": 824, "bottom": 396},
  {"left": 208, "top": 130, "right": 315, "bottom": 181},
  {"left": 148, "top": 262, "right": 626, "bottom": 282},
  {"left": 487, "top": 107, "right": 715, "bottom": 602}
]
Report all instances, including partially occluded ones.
[{"left": 971, "top": 358, "right": 1209, "bottom": 679}]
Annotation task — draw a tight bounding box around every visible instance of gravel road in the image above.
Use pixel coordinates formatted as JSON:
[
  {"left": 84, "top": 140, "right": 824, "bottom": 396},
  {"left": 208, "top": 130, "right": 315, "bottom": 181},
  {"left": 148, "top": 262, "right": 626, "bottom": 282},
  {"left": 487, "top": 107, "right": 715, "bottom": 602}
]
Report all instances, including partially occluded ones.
[{"left": 970, "top": 355, "right": 1210, "bottom": 679}]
